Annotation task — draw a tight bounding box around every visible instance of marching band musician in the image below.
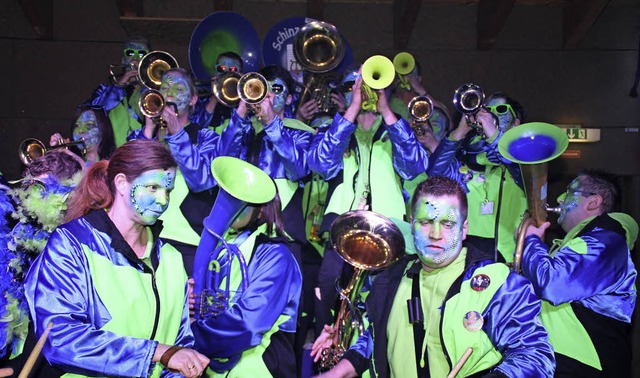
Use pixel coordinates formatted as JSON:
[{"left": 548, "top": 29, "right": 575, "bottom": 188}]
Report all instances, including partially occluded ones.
[
  {"left": 190, "top": 193, "right": 303, "bottom": 377},
  {"left": 129, "top": 67, "right": 244, "bottom": 276},
  {"left": 83, "top": 36, "right": 151, "bottom": 147},
  {"left": 312, "top": 176, "right": 555, "bottom": 378},
  {"left": 427, "top": 92, "right": 527, "bottom": 263},
  {"left": 521, "top": 170, "right": 638, "bottom": 377},
  {"left": 308, "top": 64, "right": 430, "bottom": 337},
  {"left": 24, "top": 140, "right": 210, "bottom": 378}
]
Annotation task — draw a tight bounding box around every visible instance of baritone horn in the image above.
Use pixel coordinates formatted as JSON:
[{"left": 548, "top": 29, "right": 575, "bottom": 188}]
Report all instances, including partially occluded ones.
[
  {"left": 18, "top": 138, "right": 86, "bottom": 166},
  {"left": 138, "top": 50, "right": 179, "bottom": 89},
  {"left": 319, "top": 210, "right": 405, "bottom": 370},
  {"left": 453, "top": 83, "right": 485, "bottom": 136},
  {"left": 408, "top": 95, "right": 434, "bottom": 136},
  {"left": 393, "top": 52, "right": 415, "bottom": 90},
  {"left": 498, "top": 122, "right": 568, "bottom": 273},
  {"left": 361, "top": 55, "right": 396, "bottom": 112},
  {"left": 237, "top": 72, "right": 268, "bottom": 115}
]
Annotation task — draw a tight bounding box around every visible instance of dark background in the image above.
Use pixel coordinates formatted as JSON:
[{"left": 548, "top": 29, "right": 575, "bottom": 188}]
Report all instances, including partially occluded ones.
[{"left": 1, "top": 0, "right": 639, "bottom": 375}]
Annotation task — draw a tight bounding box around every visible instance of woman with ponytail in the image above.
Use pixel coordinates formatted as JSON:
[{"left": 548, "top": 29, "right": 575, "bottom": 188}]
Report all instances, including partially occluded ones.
[{"left": 24, "top": 139, "right": 209, "bottom": 378}]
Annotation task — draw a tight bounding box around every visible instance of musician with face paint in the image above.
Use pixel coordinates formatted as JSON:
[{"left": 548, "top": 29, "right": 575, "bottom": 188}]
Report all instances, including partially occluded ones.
[
  {"left": 313, "top": 176, "right": 554, "bottom": 378},
  {"left": 309, "top": 65, "right": 430, "bottom": 336},
  {"left": 129, "top": 68, "right": 244, "bottom": 277},
  {"left": 427, "top": 92, "right": 527, "bottom": 263},
  {"left": 83, "top": 36, "right": 151, "bottom": 147},
  {"left": 24, "top": 140, "right": 210, "bottom": 378},
  {"left": 521, "top": 170, "right": 638, "bottom": 377}
]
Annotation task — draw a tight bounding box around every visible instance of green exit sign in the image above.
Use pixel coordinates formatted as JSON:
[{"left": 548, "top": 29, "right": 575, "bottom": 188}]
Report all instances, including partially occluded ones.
[{"left": 562, "top": 128, "right": 601, "bottom": 143}]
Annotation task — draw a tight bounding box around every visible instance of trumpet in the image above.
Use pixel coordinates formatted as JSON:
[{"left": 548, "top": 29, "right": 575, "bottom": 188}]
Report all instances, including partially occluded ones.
[
  {"left": 237, "top": 72, "right": 268, "bottom": 115},
  {"left": 408, "top": 95, "right": 434, "bottom": 136},
  {"left": 212, "top": 71, "right": 242, "bottom": 107},
  {"left": 109, "top": 63, "right": 138, "bottom": 86},
  {"left": 453, "top": 83, "right": 485, "bottom": 136},
  {"left": 138, "top": 89, "right": 178, "bottom": 139},
  {"left": 19, "top": 137, "right": 86, "bottom": 166},
  {"left": 138, "top": 51, "right": 179, "bottom": 90}
]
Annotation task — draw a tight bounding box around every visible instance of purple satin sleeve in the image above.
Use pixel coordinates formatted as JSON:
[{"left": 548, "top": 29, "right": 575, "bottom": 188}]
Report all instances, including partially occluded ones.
[
  {"left": 484, "top": 272, "right": 555, "bottom": 377},
  {"left": 522, "top": 232, "right": 637, "bottom": 322},
  {"left": 189, "top": 97, "right": 215, "bottom": 129},
  {"left": 24, "top": 228, "right": 159, "bottom": 378},
  {"left": 192, "top": 242, "right": 302, "bottom": 358},
  {"left": 343, "top": 327, "right": 373, "bottom": 376},
  {"left": 427, "top": 138, "right": 469, "bottom": 191},
  {"left": 85, "top": 84, "right": 127, "bottom": 111},
  {"left": 384, "top": 117, "right": 430, "bottom": 180},
  {"left": 165, "top": 124, "right": 243, "bottom": 192},
  {"left": 308, "top": 113, "right": 357, "bottom": 180},
  {"left": 263, "top": 116, "right": 311, "bottom": 182}
]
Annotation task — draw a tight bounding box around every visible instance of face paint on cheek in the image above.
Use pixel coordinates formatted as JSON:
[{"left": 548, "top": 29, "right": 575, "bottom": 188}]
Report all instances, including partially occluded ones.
[
  {"left": 161, "top": 75, "right": 192, "bottom": 112},
  {"left": 129, "top": 170, "right": 175, "bottom": 225},
  {"left": 412, "top": 197, "right": 464, "bottom": 267},
  {"left": 558, "top": 194, "right": 579, "bottom": 224},
  {"left": 270, "top": 79, "right": 288, "bottom": 112}
]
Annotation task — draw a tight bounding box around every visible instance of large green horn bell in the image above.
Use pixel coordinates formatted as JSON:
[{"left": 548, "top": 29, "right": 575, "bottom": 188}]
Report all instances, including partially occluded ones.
[
  {"left": 498, "top": 122, "right": 568, "bottom": 165},
  {"left": 362, "top": 55, "right": 396, "bottom": 90}
]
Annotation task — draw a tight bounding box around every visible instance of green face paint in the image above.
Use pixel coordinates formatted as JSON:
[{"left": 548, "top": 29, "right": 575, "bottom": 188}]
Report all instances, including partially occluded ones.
[
  {"left": 129, "top": 168, "right": 175, "bottom": 225},
  {"left": 159, "top": 72, "right": 192, "bottom": 113},
  {"left": 269, "top": 78, "right": 289, "bottom": 113},
  {"left": 73, "top": 110, "right": 101, "bottom": 150},
  {"left": 412, "top": 194, "right": 465, "bottom": 269},
  {"left": 557, "top": 178, "right": 582, "bottom": 225}
]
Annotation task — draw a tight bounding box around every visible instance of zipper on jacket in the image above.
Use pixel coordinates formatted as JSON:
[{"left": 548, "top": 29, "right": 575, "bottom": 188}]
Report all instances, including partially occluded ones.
[{"left": 149, "top": 273, "right": 161, "bottom": 340}]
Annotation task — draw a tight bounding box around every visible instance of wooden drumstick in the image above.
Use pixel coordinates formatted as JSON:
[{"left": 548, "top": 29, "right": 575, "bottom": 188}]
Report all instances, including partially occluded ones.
[
  {"left": 447, "top": 347, "right": 473, "bottom": 378},
  {"left": 18, "top": 322, "right": 53, "bottom": 378}
]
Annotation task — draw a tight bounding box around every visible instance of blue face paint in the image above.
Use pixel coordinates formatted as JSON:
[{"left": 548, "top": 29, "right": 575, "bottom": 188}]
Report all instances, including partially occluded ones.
[
  {"left": 486, "top": 97, "right": 515, "bottom": 132},
  {"left": 269, "top": 77, "right": 289, "bottom": 113},
  {"left": 122, "top": 41, "right": 150, "bottom": 66},
  {"left": 129, "top": 169, "right": 176, "bottom": 225},
  {"left": 215, "top": 56, "right": 242, "bottom": 77},
  {"left": 557, "top": 178, "right": 581, "bottom": 225},
  {"left": 73, "top": 110, "right": 101, "bottom": 151},
  {"left": 159, "top": 73, "right": 192, "bottom": 113},
  {"left": 412, "top": 195, "right": 465, "bottom": 269},
  {"left": 341, "top": 70, "right": 360, "bottom": 107}
]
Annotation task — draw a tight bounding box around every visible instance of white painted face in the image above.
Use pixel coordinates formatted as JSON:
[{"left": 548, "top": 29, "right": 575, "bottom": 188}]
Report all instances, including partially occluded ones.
[
  {"left": 128, "top": 168, "right": 176, "bottom": 225},
  {"left": 412, "top": 194, "right": 467, "bottom": 270}
]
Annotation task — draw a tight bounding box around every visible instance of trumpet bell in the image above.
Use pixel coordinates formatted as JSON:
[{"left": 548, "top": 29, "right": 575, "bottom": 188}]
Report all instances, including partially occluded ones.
[
  {"left": 213, "top": 71, "right": 241, "bottom": 107},
  {"left": 138, "top": 51, "right": 179, "bottom": 89},
  {"left": 408, "top": 96, "right": 434, "bottom": 123},
  {"left": 138, "top": 89, "right": 165, "bottom": 118},
  {"left": 453, "top": 83, "right": 484, "bottom": 114},
  {"left": 498, "top": 122, "right": 569, "bottom": 164},
  {"left": 19, "top": 138, "right": 46, "bottom": 166},
  {"left": 294, "top": 20, "right": 345, "bottom": 73},
  {"left": 237, "top": 72, "right": 268, "bottom": 104},
  {"left": 393, "top": 52, "right": 415, "bottom": 75},
  {"left": 362, "top": 55, "right": 396, "bottom": 90},
  {"left": 330, "top": 210, "right": 405, "bottom": 271}
]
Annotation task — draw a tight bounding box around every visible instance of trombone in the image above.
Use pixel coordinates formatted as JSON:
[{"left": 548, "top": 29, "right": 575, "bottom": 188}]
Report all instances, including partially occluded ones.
[{"left": 19, "top": 138, "right": 86, "bottom": 166}]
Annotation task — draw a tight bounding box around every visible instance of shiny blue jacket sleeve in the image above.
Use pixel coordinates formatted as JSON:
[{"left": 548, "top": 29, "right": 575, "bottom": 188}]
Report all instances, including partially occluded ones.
[
  {"left": 85, "top": 84, "right": 126, "bottom": 111},
  {"left": 384, "top": 117, "right": 430, "bottom": 180},
  {"left": 263, "top": 116, "right": 311, "bottom": 182},
  {"left": 165, "top": 123, "right": 243, "bottom": 192},
  {"left": 191, "top": 242, "right": 302, "bottom": 358},
  {"left": 342, "top": 327, "right": 373, "bottom": 376},
  {"left": 522, "top": 232, "right": 636, "bottom": 322},
  {"left": 25, "top": 229, "right": 160, "bottom": 378},
  {"left": 308, "top": 113, "right": 357, "bottom": 180},
  {"left": 189, "top": 97, "right": 215, "bottom": 129},
  {"left": 484, "top": 272, "right": 555, "bottom": 377},
  {"left": 427, "top": 138, "right": 468, "bottom": 189}
]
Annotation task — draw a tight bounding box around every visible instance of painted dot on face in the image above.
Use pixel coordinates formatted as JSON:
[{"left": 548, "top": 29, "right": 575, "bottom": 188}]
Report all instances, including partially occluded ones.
[
  {"left": 160, "top": 73, "right": 192, "bottom": 113},
  {"left": 128, "top": 169, "right": 176, "bottom": 225}
]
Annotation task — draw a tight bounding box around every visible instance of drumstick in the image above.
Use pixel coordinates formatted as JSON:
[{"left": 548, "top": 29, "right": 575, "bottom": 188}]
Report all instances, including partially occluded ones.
[
  {"left": 18, "top": 322, "right": 53, "bottom": 378},
  {"left": 447, "top": 347, "right": 473, "bottom": 378}
]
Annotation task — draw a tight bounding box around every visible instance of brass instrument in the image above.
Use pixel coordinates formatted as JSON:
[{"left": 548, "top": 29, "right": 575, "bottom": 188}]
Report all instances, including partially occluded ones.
[
  {"left": 212, "top": 71, "right": 242, "bottom": 107},
  {"left": 361, "top": 55, "right": 396, "bottom": 112},
  {"left": 393, "top": 52, "right": 416, "bottom": 90},
  {"left": 237, "top": 72, "right": 268, "bottom": 115},
  {"left": 18, "top": 138, "right": 86, "bottom": 166},
  {"left": 408, "top": 95, "right": 434, "bottom": 136},
  {"left": 319, "top": 210, "right": 405, "bottom": 370},
  {"left": 138, "top": 51, "right": 179, "bottom": 90},
  {"left": 453, "top": 83, "right": 485, "bottom": 136},
  {"left": 138, "top": 89, "right": 177, "bottom": 139},
  {"left": 497, "top": 122, "right": 568, "bottom": 272},
  {"left": 294, "top": 20, "right": 346, "bottom": 117},
  {"left": 109, "top": 63, "right": 137, "bottom": 85}
]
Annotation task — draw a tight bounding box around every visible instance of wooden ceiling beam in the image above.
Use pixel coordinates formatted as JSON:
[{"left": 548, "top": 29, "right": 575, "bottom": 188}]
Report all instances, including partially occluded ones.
[
  {"left": 17, "top": 0, "right": 53, "bottom": 40},
  {"left": 394, "top": 0, "right": 422, "bottom": 50},
  {"left": 308, "top": 0, "right": 326, "bottom": 21},
  {"left": 563, "top": 0, "right": 610, "bottom": 49},
  {"left": 477, "top": 0, "right": 516, "bottom": 50}
]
